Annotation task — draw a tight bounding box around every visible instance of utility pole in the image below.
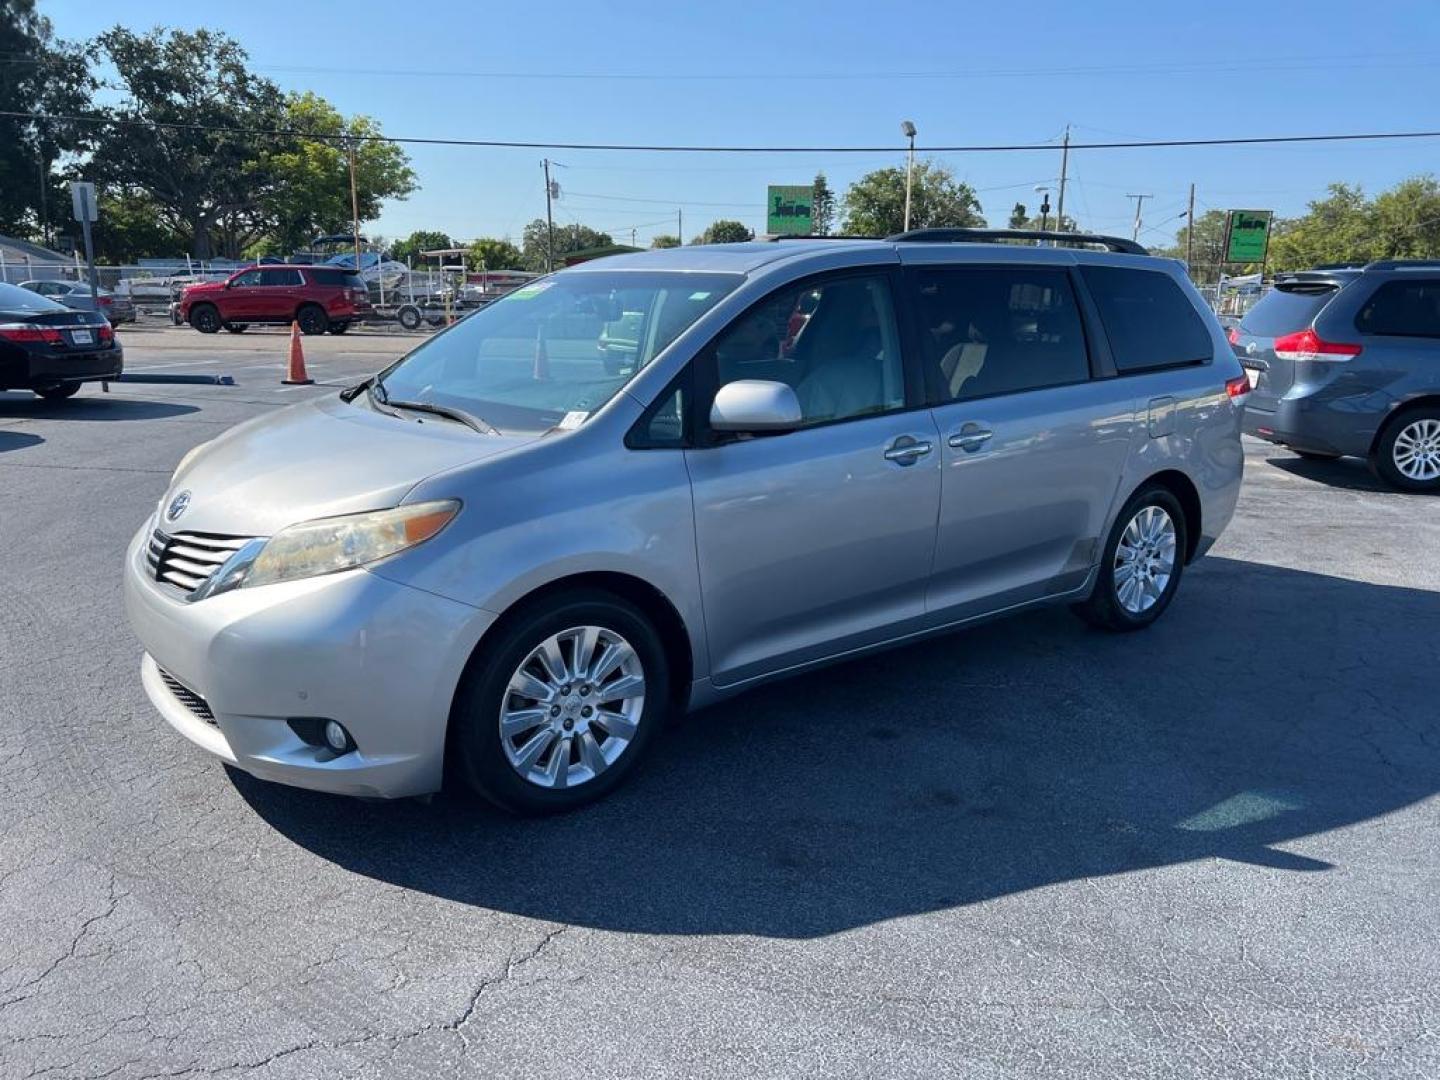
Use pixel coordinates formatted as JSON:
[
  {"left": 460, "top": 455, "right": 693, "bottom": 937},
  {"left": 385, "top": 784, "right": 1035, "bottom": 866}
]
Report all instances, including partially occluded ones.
[
  {"left": 631, "top": 228, "right": 637, "bottom": 248},
  {"left": 347, "top": 140, "right": 362, "bottom": 274},
  {"left": 1055, "top": 125, "right": 1070, "bottom": 233},
  {"left": 1185, "top": 183, "right": 1196, "bottom": 269},
  {"left": 37, "top": 151, "right": 49, "bottom": 250},
  {"left": 1126, "top": 193, "right": 1153, "bottom": 242},
  {"left": 677, "top": 208, "right": 683, "bottom": 245},
  {"left": 542, "top": 159, "right": 556, "bottom": 272}
]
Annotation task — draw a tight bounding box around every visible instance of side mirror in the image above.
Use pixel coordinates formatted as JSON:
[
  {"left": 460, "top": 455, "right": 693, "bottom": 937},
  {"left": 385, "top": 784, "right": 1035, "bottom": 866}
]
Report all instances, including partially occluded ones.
[{"left": 709, "top": 379, "right": 802, "bottom": 433}]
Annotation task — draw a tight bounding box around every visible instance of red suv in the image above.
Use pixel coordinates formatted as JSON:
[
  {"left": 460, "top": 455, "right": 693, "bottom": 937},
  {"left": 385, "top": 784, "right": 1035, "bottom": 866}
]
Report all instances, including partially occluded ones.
[{"left": 179, "top": 265, "right": 371, "bottom": 336}]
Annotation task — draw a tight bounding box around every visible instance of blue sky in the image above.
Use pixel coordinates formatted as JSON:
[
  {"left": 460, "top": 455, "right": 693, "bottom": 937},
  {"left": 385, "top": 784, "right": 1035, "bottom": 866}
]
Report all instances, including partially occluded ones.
[{"left": 43, "top": 0, "right": 1440, "bottom": 250}]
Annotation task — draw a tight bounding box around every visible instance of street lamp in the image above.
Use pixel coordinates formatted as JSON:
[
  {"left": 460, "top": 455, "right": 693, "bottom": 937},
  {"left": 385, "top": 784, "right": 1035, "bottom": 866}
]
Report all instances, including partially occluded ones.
[
  {"left": 901, "top": 120, "right": 917, "bottom": 232},
  {"left": 1033, "top": 185, "right": 1051, "bottom": 232}
]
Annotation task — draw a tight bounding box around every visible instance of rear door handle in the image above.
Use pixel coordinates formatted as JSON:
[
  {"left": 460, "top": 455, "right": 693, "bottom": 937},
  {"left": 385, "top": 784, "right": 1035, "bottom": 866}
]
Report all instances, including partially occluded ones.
[
  {"left": 948, "top": 427, "right": 994, "bottom": 451},
  {"left": 884, "top": 436, "right": 933, "bottom": 464}
]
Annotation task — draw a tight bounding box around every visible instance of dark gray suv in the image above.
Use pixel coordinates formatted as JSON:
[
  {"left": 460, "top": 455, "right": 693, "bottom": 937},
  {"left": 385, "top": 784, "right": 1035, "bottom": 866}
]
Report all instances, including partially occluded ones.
[{"left": 1236, "top": 261, "right": 1440, "bottom": 490}]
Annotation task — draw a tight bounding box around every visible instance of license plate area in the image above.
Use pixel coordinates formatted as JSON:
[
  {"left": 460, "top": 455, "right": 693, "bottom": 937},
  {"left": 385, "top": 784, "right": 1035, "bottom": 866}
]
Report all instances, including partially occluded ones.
[{"left": 69, "top": 328, "right": 94, "bottom": 346}]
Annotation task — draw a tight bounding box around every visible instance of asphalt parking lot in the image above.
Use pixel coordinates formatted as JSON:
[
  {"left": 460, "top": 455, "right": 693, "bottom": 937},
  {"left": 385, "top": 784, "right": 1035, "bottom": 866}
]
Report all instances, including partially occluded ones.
[{"left": 2, "top": 319, "right": 1438, "bottom": 1079}]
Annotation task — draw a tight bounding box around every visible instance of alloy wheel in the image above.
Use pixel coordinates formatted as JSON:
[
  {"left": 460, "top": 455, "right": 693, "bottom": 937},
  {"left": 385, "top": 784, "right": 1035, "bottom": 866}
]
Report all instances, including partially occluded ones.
[
  {"left": 1393, "top": 418, "right": 1440, "bottom": 482},
  {"left": 1113, "top": 504, "right": 1177, "bottom": 614},
  {"left": 498, "top": 625, "right": 646, "bottom": 789}
]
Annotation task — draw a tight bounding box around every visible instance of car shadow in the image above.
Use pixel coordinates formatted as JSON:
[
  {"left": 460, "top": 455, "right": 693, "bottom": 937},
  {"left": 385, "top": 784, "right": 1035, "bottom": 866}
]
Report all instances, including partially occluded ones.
[
  {"left": 235, "top": 556, "right": 1440, "bottom": 938},
  {"left": 0, "top": 394, "right": 199, "bottom": 421},
  {"left": 1263, "top": 452, "right": 1396, "bottom": 494},
  {"left": 0, "top": 430, "right": 43, "bottom": 454}
]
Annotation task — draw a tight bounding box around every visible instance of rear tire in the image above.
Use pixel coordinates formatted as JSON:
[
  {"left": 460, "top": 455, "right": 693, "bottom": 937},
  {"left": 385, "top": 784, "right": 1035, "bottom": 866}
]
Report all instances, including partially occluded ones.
[
  {"left": 1073, "top": 484, "right": 1187, "bottom": 632},
  {"left": 327, "top": 321, "right": 350, "bottom": 335},
  {"left": 34, "top": 383, "right": 81, "bottom": 401},
  {"left": 451, "top": 590, "right": 670, "bottom": 815},
  {"left": 189, "top": 304, "right": 221, "bottom": 334},
  {"left": 222, "top": 322, "right": 248, "bottom": 334},
  {"left": 397, "top": 305, "right": 422, "bottom": 331},
  {"left": 296, "top": 304, "right": 329, "bottom": 336},
  {"left": 1371, "top": 407, "right": 1440, "bottom": 492}
]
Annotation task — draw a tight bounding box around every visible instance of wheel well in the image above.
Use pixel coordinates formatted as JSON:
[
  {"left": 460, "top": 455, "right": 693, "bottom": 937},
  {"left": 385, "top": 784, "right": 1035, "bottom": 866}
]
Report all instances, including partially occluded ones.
[
  {"left": 1369, "top": 397, "right": 1440, "bottom": 457},
  {"left": 1140, "top": 469, "right": 1202, "bottom": 563},
  {"left": 459, "top": 571, "right": 694, "bottom": 713}
]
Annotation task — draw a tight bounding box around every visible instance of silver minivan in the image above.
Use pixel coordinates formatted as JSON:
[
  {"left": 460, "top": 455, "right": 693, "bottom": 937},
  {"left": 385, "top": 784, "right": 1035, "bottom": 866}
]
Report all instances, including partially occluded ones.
[{"left": 124, "top": 231, "right": 1248, "bottom": 814}]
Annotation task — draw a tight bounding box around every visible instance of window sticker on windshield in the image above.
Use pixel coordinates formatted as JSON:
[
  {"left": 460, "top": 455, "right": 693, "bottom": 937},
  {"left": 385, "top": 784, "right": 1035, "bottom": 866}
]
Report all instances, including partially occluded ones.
[
  {"left": 688, "top": 291, "right": 711, "bottom": 301},
  {"left": 510, "top": 282, "right": 553, "bottom": 300},
  {"left": 558, "top": 410, "right": 589, "bottom": 430}
]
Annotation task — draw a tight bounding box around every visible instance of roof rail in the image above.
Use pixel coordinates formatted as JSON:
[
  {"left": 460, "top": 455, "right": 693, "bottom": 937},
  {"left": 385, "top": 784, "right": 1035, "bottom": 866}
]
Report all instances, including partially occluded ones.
[
  {"left": 762, "top": 234, "right": 880, "bottom": 242},
  {"left": 1364, "top": 258, "right": 1440, "bottom": 271},
  {"left": 887, "top": 227, "right": 1148, "bottom": 256}
]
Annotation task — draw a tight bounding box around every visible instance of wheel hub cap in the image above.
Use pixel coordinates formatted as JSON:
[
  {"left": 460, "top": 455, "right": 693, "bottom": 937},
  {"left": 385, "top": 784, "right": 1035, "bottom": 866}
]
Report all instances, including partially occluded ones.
[
  {"left": 1394, "top": 419, "right": 1440, "bottom": 481},
  {"left": 1113, "top": 505, "right": 1178, "bottom": 614},
  {"left": 499, "top": 625, "right": 646, "bottom": 789}
]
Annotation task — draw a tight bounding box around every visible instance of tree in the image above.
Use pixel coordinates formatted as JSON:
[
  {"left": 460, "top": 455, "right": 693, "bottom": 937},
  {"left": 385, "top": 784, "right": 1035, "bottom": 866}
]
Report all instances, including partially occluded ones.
[
  {"left": 468, "top": 237, "right": 524, "bottom": 270},
  {"left": 390, "top": 230, "right": 455, "bottom": 264},
  {"left": 650, "top": 234, "right": 681, "bottom": 249},
  {"left": 0, "top": 1, "right": 94, "bottom": 241},
  {"left": 90, "top": 189, "right": 187, "bottom": 262},
  {"left": 1266, "top": 184, "right": 1376, "bottom": 272},
  {"left": 87, "top": 27, "right": 291, "bottom": 259},
  {"left": 1157, "top": 209, "right": 1231, "bottom": 276},
  {"left": 812, "top": 172, "right": 836, "bottom": 236},
  {"left": 1370, "top": 176, "right": 1440, "bottom": 261},
  {"left": 697, "top": 219, "right": 754, "bottom": 244},
  {"left": 520, "top": 218, "right": 613, "bottom": 271},
  {"left": 259, "top": 92, "right": 416, "bottom": 255},
  {"left": 840, "top": 160, "right": 983, "bottom": 236},
  {"left": 1008, "top": 202, "right": 1028, "bottom": 229}
]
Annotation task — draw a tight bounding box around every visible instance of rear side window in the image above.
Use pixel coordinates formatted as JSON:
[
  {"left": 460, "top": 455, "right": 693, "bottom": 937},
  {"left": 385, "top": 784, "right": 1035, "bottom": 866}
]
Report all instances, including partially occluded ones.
[
  {"left": 343, "top": 272, "right": 367, "bottom": 291},
  {"left": 308, "top": 268, "right": 343, "bottom": 286},
  {"left": 1081, "top": 266, "right": 1213, "bottom": 372},
  {"left": 911, "top": 265, "right": 1090, "bottom": 401},
  {"left": 259, "top": 268, "right": 303, "bottom": 286},
  {"left": 1241, "top": 285, "right": 1337, "bottom": 336},
  {"left": 1355, "top": 279, "right": 1440, "bottom": 337}
]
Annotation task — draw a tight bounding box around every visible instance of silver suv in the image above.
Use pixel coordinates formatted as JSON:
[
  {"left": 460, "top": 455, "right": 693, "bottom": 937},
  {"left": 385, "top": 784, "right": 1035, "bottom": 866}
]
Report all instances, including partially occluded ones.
[{"left": 124, "top": 231, "right": 1247, "bottom": 814}]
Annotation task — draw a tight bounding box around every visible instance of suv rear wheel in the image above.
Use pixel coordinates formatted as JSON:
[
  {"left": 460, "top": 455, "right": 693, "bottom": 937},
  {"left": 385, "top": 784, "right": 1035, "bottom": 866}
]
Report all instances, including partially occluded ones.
[
  {"left": 1073, "top": 484, "right": 1186, "bottom": 632},
  {"left": 451, "top": 590, "right": 670, "bottom": 815},
  {"left": 1372, "top": 407, "right": 1440, "bottom": 492},
  {"left": 189, "top": 304, "right": 221, "bottom": 334},
  {"left": 296, "top": 304, "right": 329, "bottom": 336}
]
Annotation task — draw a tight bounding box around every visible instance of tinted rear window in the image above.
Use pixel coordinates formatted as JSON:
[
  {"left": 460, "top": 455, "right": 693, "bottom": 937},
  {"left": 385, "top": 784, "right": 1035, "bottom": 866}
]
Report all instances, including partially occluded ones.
[
  {"left": 308, "top": 268, "right": 367, "bottom": 289},
  {"left": 1241, "top": 286, "right": 1336, "bottom": 337},
  {"left": 1080, "top": 266, "right": 1213, "bottom": 372},
  {"left": 1355, "top": 279, "right": 1440, "bottom": 337}
]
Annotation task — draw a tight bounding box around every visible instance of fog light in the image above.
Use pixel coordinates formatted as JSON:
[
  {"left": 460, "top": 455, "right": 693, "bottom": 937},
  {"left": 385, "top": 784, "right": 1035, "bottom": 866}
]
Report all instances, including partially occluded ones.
[{"left": 323, "top": 720, "right": 352, "bottom": 752}]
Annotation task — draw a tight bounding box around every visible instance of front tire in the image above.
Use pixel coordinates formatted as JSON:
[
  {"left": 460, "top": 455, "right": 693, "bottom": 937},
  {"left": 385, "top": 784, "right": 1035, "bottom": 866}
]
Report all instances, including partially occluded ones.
[
  {"left": 33, "top": 383, "right": 81, "bottom": 401},
  {"left": 397, "top": 305, "right": 422, "bottom": 331},
  {"left": 327, "top": 321, "right": 350, "bottom": 335},
  {"left": 1073, "top": 484, "right": 1186, "bottom": 632},
  {"left": 451, "top": 590, "right": 670, "bottom": 815},
  {"left": 189, "top": 304, "right": 221, "bottom": 334},
  {"left": 1371, "top": 408, "right": 1440, "bottom": 492},
  {"left": 296, "top": 304, "right": 329, "bottom": 336}
]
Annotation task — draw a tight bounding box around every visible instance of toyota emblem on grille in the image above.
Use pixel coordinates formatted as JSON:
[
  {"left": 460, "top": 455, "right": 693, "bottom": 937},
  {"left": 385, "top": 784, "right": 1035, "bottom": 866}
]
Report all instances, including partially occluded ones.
[{"left": 166, "top": 490, "right": 191, "bottom": 522}]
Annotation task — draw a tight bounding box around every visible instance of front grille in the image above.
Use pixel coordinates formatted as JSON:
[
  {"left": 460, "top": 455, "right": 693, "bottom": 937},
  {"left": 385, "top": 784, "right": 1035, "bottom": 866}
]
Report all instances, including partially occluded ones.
[
  {"left": 146, "top": 528, "right": 255, "bottom": 595},
  {"left": 156, "top": 667, "right": 216, "bottom": 726}
]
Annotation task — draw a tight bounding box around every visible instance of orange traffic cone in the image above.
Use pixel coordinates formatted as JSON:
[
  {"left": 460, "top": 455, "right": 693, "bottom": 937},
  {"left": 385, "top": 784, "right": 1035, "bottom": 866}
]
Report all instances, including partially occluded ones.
[
  {"left": 532, "top": 326, "right": 549, "bottom": 381},
  {"left": 282, "top": 321, "right": 314, "bottom": 385}
]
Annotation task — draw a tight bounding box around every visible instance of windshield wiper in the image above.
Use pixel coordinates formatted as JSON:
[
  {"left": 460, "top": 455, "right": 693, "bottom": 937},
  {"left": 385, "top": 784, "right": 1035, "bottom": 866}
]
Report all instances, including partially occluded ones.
[{"left": 384, "top": 398, "right": 498, "bottom": 435}]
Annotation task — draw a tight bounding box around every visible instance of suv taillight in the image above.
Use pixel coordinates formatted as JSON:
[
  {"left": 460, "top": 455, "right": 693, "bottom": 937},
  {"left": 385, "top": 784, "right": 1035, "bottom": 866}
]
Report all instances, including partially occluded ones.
[
  {"left": 1225, "top": 375, "right": 1251, "bottom": 400},
  {"left": 1226, "top": 326, "right": 1241, "bottom": 345},
  {"left": 1272, "top": 328, "right": 1362, "bottom": 362}
]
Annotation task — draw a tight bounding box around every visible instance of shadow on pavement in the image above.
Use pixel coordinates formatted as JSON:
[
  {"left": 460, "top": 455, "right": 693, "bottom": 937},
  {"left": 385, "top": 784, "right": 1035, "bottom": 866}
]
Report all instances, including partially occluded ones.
[
  {"left": 1263, "top": 452, "right": 1396, "bottom": 494},
  {"left": 0, "top": 430, "right": 43, "bottom": 454},
  {"left": 0, "top": 394, "right": 199, "bottom": 421},
  {"left": 236, "top": 556, "right": 1440, "bottom": 938}
]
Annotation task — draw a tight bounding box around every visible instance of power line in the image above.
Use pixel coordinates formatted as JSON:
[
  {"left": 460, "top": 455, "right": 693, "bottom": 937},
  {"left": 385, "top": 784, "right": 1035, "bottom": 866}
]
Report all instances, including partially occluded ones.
[{"left": 7, "top": 110, "right": 1440, "bottom": 155}]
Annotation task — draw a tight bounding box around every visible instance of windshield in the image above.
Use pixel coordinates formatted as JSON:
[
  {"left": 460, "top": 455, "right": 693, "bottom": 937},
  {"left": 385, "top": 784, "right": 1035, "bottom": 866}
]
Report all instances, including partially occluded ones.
[
  {"left": 374, "top": 270, "right": 741, "bottom": 435},
  {"left": 0, "top": 282, "right": 67, "bottom": 313}
]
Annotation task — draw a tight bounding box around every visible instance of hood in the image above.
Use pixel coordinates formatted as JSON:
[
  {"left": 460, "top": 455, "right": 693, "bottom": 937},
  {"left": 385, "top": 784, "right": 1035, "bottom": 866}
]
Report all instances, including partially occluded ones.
[
  {"left": 159, "top": 395, "right": 537, "bottom": 536},
  {"left": 183, "top": 280, "right": 225, "bottom": 296}
]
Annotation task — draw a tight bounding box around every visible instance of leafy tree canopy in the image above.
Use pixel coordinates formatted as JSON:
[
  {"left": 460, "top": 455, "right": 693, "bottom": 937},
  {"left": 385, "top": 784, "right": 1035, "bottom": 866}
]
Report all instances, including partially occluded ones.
[
  {"left": 520, "top": 219, "right": 613, "bottom": 271},
  {"left": 468, "top": 237, "right": 525, "bottom": 271},
  {"left": 841, "top": 160, "right": 983, "bottom": 236},
  {"left": 696, "top": 219, "right": 754, "bottom": 244},
  {"left": 650, "top": 234, "right": 681, "bottom": 249}
]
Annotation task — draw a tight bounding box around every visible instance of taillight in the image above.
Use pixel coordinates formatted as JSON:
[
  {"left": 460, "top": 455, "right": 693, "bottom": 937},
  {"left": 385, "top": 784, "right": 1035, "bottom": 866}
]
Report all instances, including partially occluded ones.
[
  {"left": 0, "top": 323, "right": 63, "bottom": 343},
  {"left": 1226, "top": 326, "right": 1240, "bottom": 345},
  {"left": 98, "top": 295, "right": 113, "bottom": 306},
  {"left": 1225, "top": 375, "right": 1251, "bottom": 400},
  {"left": 1272, "top": 328, "right": 1362, "bottom": 362},
  {"left": 98, "top": 323, "right": 114, "bottom": 344}
]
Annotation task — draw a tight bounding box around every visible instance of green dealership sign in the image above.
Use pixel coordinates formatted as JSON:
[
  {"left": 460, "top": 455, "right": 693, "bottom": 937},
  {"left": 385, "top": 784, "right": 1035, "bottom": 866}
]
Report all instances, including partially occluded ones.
[
  {"left": 767, "top": 185, "right": 814, "bottom": 235},
  {"left": 1223, "top": 209, "right": 1273, "bottom": 263}
]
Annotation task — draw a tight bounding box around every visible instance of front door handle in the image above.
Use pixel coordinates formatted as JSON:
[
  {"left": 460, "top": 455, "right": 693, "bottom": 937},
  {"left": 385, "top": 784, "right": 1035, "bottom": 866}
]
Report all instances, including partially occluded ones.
[
  {"left": 948, "top": 427, "right": 994, "bottom": 452},
  {"left": 884, "top": 436, "right": 933, "bottom": 465}
]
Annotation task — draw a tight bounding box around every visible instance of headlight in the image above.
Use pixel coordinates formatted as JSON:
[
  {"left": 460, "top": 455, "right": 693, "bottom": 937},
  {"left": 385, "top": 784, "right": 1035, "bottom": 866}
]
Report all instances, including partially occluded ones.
[{"left": 199, "top": 500, "right": 460, "bottom": 598}]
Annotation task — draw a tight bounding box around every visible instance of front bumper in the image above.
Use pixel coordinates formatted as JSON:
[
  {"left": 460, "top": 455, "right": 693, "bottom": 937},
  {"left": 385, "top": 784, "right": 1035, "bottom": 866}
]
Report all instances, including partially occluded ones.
[{"left": 124, "top": 526, "right": 496, "bottom": 798}]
